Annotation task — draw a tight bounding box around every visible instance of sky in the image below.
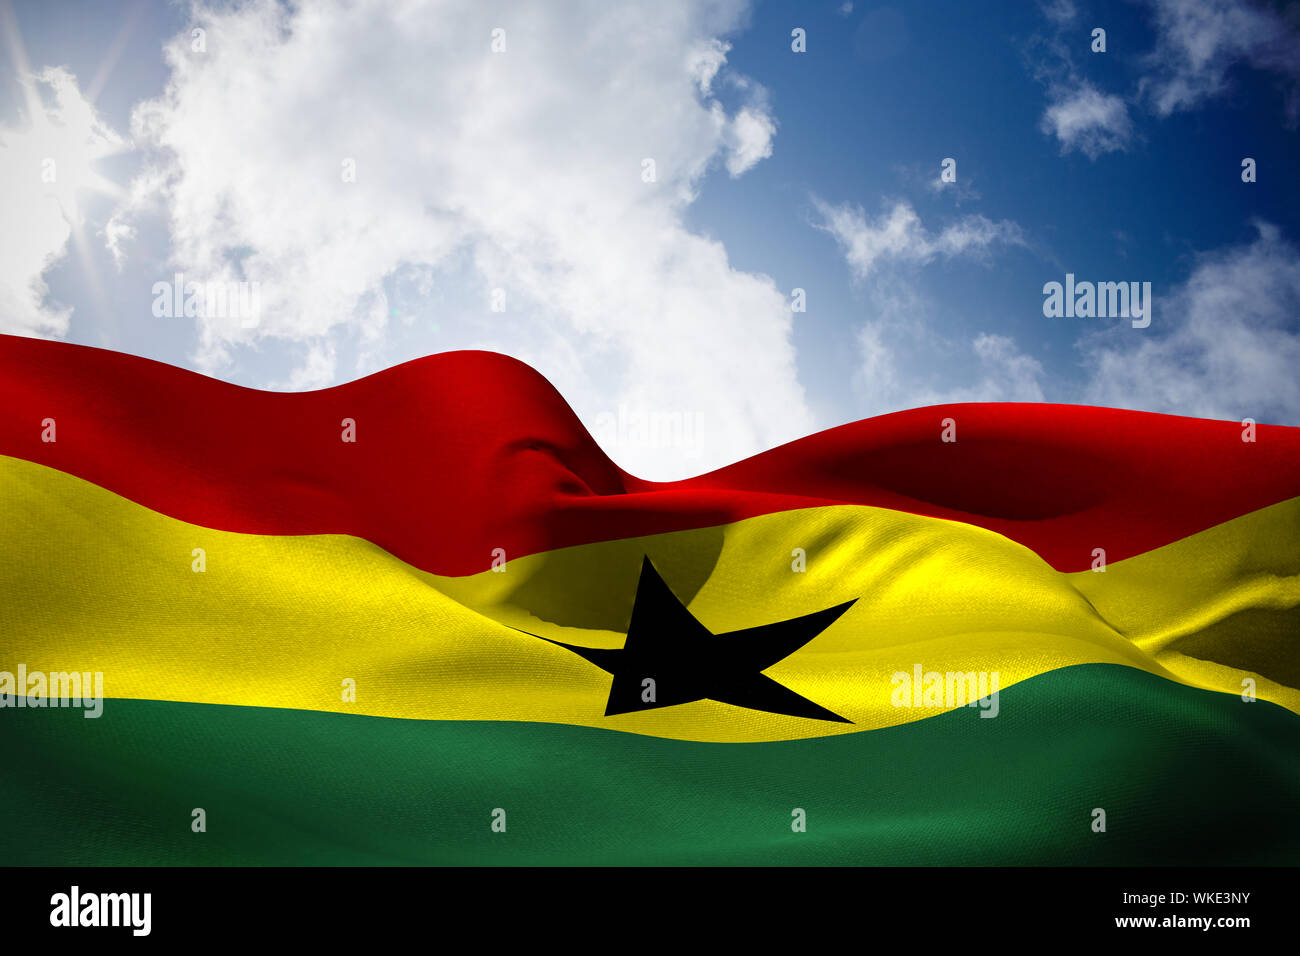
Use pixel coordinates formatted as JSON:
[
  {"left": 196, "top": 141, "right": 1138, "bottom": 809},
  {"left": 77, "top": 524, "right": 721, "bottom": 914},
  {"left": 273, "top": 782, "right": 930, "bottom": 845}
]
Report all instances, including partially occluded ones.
[{"left": 2, "top": 0, "right": 1298, "bottom": 479}]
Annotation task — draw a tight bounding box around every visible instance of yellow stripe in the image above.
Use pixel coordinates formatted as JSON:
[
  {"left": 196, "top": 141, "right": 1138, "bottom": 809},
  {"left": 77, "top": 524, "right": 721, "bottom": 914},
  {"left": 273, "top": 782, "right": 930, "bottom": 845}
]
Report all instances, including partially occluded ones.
[{"left": 2, "top": 454, "right": 1296, "bottom": 741}]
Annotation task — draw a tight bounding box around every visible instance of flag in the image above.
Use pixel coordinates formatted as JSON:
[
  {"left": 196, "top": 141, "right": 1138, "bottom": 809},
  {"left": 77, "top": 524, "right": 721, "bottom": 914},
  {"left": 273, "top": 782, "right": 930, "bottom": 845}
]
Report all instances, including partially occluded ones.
[{"left": 2, "top": 333, "right": 1298, "bottom": 865}]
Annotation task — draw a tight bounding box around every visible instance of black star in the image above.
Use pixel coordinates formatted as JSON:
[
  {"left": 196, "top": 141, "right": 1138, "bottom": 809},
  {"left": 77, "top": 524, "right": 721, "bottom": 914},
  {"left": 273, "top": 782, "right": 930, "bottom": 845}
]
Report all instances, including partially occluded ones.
[{"left": 527, "top": 556, "right": 855, "bottom": 723}]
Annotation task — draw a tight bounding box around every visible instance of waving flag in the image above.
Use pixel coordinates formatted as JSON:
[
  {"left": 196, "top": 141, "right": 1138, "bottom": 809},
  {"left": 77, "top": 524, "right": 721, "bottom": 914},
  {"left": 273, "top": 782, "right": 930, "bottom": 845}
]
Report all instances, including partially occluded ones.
[{"left": 1, "top": 333, "right": 1298, "bottom": 865}]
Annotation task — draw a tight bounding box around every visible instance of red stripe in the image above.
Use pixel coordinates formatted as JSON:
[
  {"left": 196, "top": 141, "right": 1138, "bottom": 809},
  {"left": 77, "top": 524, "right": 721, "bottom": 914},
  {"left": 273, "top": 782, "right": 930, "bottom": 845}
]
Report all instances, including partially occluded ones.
[{"left": 3, "top": 333, "right": 1298, "bottom": 574}]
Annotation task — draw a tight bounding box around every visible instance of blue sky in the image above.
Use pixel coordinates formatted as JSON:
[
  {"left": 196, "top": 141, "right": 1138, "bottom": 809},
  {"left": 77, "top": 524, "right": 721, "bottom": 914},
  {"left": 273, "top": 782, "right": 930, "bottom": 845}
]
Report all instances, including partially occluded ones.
[{"left": 3, "top": 0, "right": 1299, "bottom": 477}]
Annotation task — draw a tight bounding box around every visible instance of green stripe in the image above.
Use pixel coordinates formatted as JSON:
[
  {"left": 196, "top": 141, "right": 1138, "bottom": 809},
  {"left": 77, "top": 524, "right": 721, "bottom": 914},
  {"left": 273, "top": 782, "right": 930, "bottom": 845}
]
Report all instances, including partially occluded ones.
[{"left": 3, "top": 664, "right": 1298, "bottom": 865}]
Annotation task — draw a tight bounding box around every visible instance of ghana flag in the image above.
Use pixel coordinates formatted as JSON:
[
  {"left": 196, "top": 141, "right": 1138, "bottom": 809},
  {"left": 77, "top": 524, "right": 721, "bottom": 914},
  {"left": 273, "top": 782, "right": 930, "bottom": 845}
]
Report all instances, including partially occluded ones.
[{"left": 1, "top": 332, "right": 1298, "bottom": 866}]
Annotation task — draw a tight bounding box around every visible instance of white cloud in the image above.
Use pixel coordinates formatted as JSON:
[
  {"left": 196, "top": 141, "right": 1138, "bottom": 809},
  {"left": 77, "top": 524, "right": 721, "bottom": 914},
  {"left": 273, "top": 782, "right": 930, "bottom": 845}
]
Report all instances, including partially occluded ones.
[
  {"left": 847, "top": 222, "right": 1300, "bottom": 426},
  {"left": 283, "top": 340, "right": 339, "bottom": 391},
  {"left": 922, "top": 168, "right": 980, "bottom": 204},
  {"left": 109, "top": 0, "right": 803, "bottom": 479},
  {"left": 816, "top": 195, "right": 1039, "bottom": 417},
  {"left": 687, "top": 38, "right": 730, "bottom": 96},
  {"left": 1082, "top": 222, "right": 1300, "bottom": 424},
  {"left": 850, "top": 222, "right": 1300, "bottom": 425},
  {"left": 1139, "top": 0, "right": 1300, "bottom": 120},
  {"left": 726, "top": 106, "right": 776, "bottom": 176},
  {"left": 1040, "top": 0, "right": 1077, "bottom": 25},
  {"left": 813, "top": 198, "right": 1025, "bottom": 280},
  {"left": 963, "top": 334, "right": 1048, "bottom": 402},
  {"left": 0, "top": 67, "right": 125, "bottom": 337},
  {"left": 856, "top": 316, "right": 1046, "bottom": 417},
  {"left": 1032, "top": 1, "right": 1300, "bottom": 154},
  {"left": 1040, "top": 84, "right": 1133, "bottom": 158}
]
